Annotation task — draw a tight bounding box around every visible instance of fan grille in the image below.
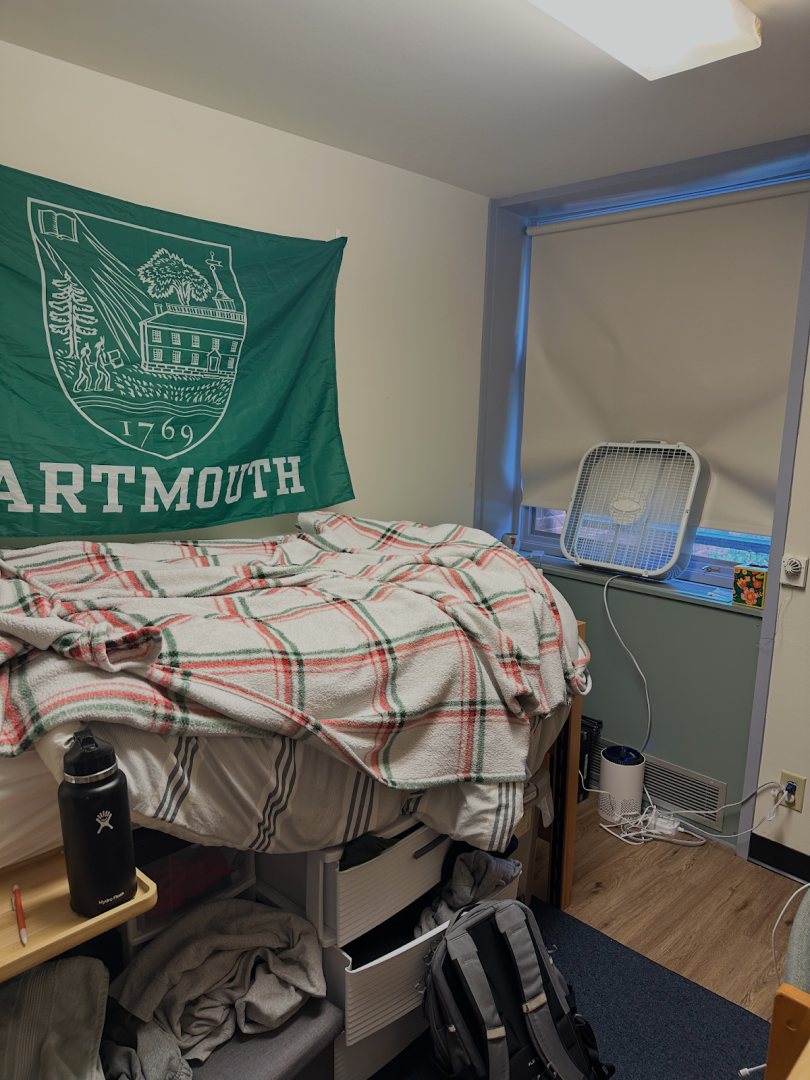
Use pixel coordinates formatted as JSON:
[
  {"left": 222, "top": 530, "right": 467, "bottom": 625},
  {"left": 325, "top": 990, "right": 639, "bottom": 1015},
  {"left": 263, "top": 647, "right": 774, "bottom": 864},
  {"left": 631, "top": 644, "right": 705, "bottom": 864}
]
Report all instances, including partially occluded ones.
[{"left": 563, "top": 445, "right": 697, "bottom": 574}]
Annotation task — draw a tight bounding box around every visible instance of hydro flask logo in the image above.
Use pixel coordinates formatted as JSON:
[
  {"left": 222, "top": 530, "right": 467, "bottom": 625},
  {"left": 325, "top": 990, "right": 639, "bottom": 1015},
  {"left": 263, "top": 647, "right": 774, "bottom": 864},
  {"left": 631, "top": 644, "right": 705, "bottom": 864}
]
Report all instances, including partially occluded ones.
[
  {"left": 96, "top": 810, "right": 113, "bottom": 833},
  {"left": 99, "top": 891, "right": 125, "bottom": 907}
]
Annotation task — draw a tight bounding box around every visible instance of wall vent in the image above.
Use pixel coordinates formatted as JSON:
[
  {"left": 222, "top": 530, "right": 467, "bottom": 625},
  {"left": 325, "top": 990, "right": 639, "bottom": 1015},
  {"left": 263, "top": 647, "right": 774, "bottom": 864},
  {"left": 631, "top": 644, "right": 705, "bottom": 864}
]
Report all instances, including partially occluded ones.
[{"left": 588, "top": 738, "right": 727, "bottom": 830}]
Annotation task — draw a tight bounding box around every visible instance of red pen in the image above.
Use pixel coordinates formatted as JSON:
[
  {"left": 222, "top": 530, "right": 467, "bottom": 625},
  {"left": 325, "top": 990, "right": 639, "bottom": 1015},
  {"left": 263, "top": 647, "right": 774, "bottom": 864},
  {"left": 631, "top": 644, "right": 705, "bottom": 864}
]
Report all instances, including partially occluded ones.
[{"left": 11, "top": 885, "right": 27, "bottom": 946}]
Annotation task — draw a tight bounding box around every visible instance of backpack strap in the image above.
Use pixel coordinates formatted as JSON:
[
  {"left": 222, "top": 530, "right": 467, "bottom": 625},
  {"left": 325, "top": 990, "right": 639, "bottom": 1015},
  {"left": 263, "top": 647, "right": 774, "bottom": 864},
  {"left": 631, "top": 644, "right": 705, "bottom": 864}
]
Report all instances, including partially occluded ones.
[
  {"left": 495, "top": 904, "right": 589, "bottom": 1080},
  {"left": 446, "top": 932, "right": 510, "bottom": 1080},
  {"left": 427, "top": 946, "right": 487, "bottom": 1077}
]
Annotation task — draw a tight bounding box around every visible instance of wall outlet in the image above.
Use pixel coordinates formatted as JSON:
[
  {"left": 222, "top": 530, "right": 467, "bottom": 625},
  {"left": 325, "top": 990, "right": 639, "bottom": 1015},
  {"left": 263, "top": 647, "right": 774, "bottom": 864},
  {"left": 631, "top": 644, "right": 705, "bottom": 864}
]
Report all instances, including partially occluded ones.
[
  {"left": 780, "top": 771, "right": 806, "bottom": 813},
  {"left": 781, "top": 554, "right": 809, "bottom": 588}
]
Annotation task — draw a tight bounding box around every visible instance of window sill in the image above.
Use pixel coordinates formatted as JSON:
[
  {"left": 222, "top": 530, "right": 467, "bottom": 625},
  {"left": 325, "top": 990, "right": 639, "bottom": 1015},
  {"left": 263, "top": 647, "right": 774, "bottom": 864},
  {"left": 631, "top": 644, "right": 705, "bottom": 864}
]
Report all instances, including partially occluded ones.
[{"left": 527, "top": 553, "right": 763, "bottom": 617}]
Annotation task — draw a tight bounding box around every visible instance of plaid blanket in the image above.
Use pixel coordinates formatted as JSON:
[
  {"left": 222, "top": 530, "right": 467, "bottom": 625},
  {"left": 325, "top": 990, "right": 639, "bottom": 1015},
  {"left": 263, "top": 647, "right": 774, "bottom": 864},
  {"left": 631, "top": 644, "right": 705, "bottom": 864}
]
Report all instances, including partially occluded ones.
[{"left": 0, "top": 514, "right": 589, "bottom": 788}]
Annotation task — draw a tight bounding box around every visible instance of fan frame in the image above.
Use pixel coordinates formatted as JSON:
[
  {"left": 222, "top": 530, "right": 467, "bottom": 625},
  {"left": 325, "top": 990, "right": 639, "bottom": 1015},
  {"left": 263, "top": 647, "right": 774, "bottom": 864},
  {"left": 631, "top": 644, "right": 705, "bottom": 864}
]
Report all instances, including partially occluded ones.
[{"left": 560, "top": 440, "right": 710, "bottom": 580}]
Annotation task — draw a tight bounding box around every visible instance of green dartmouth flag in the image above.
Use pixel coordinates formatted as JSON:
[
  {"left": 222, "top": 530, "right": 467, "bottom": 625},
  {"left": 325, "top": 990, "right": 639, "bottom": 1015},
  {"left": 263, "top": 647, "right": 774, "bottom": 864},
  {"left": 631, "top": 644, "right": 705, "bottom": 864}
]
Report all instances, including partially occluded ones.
[{"left": 0, "top": 163, "right": 354, "bottom": 536}]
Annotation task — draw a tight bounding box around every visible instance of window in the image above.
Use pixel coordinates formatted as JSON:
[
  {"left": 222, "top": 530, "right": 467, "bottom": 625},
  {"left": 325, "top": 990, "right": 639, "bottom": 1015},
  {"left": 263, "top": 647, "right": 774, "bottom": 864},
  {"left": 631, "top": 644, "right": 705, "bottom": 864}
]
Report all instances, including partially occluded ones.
[
  {"left": 521, "top": 196, "right": 806, "bottom": 539},
  {"left": 172, "top": 351, "right": 182, "bottom": 363},
  {"left": 519, "top": 506, "right": 770, "bottom": 591},
  {"left": 681, "top": 528, "right": 770, "bottom": 587},
  {"left": 171, "top": 332, "right": 181, "bottom": 346},
  {"left": 151, "top": 329, "right": 162, "bottom": 344},
  {"left": 191, "top": 335, "right": 200, "bottom": 348},
  {"left": 212, "top": 337, "right": 220, "bottom": 351},
  {"left": 528, "top": 507, "right": 567, "bottom": 542},
  {"left": 230, "top": 341, "right": 238, "bottom": 353},
  {"left": 227, "top": 358, "right": 234, "bottom": 369},
  {"left": 191, "top": 353, "right": 200, "bottom": 365},
  {"left": 153, "top": 348, "right": 163, "bottom": 360}
]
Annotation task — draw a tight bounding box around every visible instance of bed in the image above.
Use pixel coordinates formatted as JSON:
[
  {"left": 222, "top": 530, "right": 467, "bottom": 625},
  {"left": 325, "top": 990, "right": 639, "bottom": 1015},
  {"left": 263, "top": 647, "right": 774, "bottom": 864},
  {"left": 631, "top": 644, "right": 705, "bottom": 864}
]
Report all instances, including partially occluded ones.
[{"left": 0, "top": 513, "right": 589, "bottom": 867}]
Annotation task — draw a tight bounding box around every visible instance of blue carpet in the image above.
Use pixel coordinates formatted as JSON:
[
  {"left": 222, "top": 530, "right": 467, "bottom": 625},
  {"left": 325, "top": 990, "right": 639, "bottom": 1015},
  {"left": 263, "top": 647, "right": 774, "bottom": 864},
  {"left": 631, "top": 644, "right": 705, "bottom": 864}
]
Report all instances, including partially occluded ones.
[{"left": 371, "top": 899, "right": 770, "bottom": 1080}]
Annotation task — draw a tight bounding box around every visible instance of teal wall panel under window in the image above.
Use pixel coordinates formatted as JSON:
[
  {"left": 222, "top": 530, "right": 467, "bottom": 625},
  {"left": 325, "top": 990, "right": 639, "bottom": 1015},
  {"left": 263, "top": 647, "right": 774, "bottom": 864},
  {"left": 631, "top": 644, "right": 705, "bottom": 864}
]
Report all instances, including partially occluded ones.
[{"left": 545, "top": 570, "right": 763, "bottom": 837}]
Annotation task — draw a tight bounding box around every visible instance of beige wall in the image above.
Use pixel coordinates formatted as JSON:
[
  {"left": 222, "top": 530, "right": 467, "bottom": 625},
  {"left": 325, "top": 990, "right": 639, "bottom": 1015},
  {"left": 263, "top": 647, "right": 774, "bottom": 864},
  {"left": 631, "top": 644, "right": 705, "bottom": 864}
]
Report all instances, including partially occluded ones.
[
  {"left": 0, "top": 40, "right": 488, "bottom": 544},
  {"left": 755, "top": 342, "right": 810, "bottom": 855}
]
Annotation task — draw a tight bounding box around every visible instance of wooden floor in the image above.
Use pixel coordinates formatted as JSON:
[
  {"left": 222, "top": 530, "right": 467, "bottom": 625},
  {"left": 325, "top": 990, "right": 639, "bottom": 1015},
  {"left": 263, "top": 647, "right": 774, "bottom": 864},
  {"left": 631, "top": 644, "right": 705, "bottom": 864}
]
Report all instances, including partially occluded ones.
[{"left": 534, "top": 796, "right": 802, "bottom": 1020}]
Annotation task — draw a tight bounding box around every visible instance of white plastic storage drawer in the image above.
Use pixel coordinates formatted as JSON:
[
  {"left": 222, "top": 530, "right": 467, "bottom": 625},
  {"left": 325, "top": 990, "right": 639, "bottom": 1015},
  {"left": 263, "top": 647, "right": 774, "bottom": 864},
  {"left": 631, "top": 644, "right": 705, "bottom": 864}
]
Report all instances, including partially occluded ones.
[
  {"left": 256, "top": 823, "right": 450, "bottom": 947},
  {"left": 334, "top": 1007, "right": 427, "bottom": 1080},
  {"left": 324, "top": 877, "right": 519, "bottom": 1046}
]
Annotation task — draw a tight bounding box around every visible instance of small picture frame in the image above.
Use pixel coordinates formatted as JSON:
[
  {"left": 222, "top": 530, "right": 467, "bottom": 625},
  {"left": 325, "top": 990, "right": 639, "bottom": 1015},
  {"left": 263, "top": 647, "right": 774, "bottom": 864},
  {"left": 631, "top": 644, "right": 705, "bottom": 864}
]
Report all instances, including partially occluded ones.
[{"left": 732, "top": 566, "right": 767, "bottom": 610}]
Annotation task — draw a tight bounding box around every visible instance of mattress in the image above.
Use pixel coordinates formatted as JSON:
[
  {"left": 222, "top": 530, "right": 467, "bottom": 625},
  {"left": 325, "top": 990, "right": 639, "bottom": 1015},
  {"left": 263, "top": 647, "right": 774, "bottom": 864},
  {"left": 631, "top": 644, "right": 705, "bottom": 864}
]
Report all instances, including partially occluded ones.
[
  {"left": 0, "top": 750, "right": 62, "bottom": 869},
  {"left": 26, "top": 581, "right": 579, "bottom": 858}
]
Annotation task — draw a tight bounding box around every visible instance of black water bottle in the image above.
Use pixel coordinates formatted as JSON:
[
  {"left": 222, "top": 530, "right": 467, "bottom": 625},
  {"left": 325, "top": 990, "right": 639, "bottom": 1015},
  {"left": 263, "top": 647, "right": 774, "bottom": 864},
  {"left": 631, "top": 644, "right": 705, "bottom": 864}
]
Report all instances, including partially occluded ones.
[{"left": 58, "top": 730, "right": 137, "bottom": 917}]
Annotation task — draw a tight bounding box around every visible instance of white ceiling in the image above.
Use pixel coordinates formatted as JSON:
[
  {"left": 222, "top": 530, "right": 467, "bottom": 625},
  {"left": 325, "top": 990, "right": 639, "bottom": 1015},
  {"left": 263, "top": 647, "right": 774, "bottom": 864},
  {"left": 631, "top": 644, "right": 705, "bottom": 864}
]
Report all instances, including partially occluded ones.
[{"left": 1, "top": 0, "right": 809, "bottom": 198}]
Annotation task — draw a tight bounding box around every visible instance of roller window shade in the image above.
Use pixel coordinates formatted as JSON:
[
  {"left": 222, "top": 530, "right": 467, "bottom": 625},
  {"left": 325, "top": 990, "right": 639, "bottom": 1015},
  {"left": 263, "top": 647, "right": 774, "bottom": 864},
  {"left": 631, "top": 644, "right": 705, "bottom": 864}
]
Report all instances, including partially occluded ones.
[{"left": 521, "top": 192, "right": 810, "bottom": 535}]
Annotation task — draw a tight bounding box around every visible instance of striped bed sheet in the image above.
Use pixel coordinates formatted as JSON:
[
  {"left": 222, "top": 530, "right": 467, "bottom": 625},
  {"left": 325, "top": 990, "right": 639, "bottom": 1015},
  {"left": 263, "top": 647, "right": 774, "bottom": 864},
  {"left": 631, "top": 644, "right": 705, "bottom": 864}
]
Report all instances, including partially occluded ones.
[{"left": 30, "top": 703, "right": 567, "bottom": 857}]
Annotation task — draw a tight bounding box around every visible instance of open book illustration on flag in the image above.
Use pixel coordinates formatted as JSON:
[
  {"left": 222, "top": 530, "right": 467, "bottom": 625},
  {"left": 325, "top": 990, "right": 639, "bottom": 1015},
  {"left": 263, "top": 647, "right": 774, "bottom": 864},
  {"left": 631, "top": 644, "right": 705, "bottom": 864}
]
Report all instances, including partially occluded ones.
[{"left": 29, "top": 199, "right": 247, "bottom": 459}]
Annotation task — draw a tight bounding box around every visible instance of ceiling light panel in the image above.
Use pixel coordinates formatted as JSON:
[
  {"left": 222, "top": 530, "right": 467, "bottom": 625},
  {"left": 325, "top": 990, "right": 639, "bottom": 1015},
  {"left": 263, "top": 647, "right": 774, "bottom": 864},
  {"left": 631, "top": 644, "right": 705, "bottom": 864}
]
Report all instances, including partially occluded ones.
[{"left": 525, "top": 0, "right": 762, "bottom": 80}]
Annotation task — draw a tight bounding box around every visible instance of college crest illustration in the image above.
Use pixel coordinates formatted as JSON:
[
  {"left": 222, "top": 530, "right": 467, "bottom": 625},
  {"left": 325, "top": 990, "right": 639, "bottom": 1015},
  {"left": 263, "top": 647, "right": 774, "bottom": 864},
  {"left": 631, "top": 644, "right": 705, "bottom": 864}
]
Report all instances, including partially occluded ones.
[{"left": 28, "top": 199, "right": 247, "bottom": 458}]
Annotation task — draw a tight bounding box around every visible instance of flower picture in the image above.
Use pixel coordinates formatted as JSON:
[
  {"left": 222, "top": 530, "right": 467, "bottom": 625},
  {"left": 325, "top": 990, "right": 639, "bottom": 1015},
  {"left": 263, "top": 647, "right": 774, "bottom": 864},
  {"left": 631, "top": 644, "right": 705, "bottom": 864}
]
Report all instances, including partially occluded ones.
[{"left": 732, "top": 567, "right": 767, "bottom": 610}]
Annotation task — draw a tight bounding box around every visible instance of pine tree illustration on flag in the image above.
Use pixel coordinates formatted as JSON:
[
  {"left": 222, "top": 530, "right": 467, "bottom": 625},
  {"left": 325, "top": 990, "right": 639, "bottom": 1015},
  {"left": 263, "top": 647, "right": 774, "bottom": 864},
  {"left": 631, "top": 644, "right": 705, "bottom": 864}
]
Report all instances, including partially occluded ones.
[{"left": 48, "top": 269, "right": 98, "bottom": 358}]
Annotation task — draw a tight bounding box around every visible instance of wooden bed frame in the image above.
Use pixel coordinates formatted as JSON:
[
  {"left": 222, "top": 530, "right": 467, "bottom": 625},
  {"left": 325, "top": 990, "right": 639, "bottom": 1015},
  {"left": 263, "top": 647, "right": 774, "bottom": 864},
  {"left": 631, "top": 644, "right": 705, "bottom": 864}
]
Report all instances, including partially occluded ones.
[
  {"left": 514, "top": 620, "right": 585, "bottom": 910},
  {"left": 768, "top": 983, "right": 810, "bottom": 1079},
  {"left": 545, "top": 619, "right": 586, "bottom": 909}
]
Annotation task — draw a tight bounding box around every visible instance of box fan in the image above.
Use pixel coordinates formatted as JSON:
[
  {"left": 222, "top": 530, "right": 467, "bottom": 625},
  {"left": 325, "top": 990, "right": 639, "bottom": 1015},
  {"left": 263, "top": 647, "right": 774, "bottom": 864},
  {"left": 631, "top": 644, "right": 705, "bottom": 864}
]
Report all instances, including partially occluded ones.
[{"left": 561, "top": 441, "right": 710, "bottom": 580}]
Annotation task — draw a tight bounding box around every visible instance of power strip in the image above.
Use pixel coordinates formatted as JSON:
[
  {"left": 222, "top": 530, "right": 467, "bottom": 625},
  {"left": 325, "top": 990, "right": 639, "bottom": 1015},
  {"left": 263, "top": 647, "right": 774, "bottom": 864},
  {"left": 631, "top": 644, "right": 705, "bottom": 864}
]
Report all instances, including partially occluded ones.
[{"left": 647, "top": 810, "right": 679, "bottom": 837}]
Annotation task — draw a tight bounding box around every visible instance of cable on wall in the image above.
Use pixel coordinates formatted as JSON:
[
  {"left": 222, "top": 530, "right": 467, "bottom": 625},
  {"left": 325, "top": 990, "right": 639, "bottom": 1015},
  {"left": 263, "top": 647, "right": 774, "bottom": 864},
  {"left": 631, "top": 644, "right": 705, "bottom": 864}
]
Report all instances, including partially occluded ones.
[
  {"left": 580, "top": 769, "right": 794, "bottom": 848},
  {"left": 603, "top": 575, "right": 652, "bottom": 751}
]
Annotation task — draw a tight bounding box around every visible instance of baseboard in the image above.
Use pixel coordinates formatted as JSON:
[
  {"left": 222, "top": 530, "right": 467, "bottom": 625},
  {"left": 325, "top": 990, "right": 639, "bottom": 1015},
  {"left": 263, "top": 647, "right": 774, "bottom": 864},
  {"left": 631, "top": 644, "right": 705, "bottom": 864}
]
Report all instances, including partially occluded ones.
[{"left": 749, "top": 833, "right": 810, "bottom": 882}]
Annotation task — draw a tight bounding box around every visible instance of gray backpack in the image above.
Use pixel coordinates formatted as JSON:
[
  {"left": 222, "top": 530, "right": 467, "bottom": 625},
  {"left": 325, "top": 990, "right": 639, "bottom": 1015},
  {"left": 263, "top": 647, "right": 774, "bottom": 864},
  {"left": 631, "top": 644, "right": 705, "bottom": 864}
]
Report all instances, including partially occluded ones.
[{"left": 423, "top": 900, "right": 614, "bottom": 1080}]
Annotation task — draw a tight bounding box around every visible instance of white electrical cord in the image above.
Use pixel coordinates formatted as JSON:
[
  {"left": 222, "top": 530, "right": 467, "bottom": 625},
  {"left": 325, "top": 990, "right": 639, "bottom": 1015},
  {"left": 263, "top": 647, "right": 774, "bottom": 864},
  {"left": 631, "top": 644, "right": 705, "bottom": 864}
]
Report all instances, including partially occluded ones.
[
  {"left": 603, "top": 576, "right": 651, "bottom": 751},
  {"left": 652, "top": 781, "right": 794, "bottom": 812},
  {"left": 687, "top": 781, "right": 793, "bottom": 818},
  {"left": 739, "top": 1066, "right": 766, "bottom": 1077},
  {"left": 600, "top": 807, "right": 707, "bottom": 848},
  {"left": 579, "top": 770, "right": 792, "bottom": 847},
  {"left": 772, "top": 881, "right": 810, "bottom": 984},
  {"left": 579, "top": 771, "right": 706, "bottom": 847},
  {"left": 602, "top": 790, "right": 790, "bottom": 848},
  {"left": 680, "top": 790, "right": 789, "bottom": 841},
  {"left": 599, "top": 572, "right": 791, "bottom": 828},
  {"left": 578, "top": 770, "right": 609, "bottom": 796},
  {"left": 610, "top": 779, "right": 786, "bottom": 821}
]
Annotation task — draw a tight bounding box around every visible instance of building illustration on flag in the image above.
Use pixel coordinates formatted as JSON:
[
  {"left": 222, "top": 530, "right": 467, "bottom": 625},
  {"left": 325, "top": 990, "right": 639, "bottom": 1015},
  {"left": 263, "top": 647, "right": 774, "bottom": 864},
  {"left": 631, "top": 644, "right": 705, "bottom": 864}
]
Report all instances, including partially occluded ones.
[
  {"left": 29, "top": 199, "right": 247, "bottom": 459},
  {"left": 139, "top": 251, "right": 244, "bottom": 379}
]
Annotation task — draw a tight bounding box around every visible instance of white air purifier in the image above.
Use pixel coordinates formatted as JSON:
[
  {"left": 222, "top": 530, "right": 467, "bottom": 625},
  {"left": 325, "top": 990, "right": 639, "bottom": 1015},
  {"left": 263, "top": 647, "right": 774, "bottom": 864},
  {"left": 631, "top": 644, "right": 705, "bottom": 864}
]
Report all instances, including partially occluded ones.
[
  {"left": 561, "top": 441, "right": 710, "bottom": 580},
  {"left": 598, "top": 746, "right": 645, "bottom": 824}
]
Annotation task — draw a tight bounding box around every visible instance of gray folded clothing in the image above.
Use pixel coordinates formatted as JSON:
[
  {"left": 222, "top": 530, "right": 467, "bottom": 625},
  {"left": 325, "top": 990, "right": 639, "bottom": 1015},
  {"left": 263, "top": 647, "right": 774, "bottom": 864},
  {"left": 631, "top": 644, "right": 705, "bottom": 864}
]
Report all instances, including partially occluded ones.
[
  {"left": 105, "top": 898, "right": 325, "bottom": 1077},
  {"left": 414, "top": 851, "right": 522, "bottom": 937},
  {"left": 0, "top": 956, "right": 108, "bottom": 1080}
]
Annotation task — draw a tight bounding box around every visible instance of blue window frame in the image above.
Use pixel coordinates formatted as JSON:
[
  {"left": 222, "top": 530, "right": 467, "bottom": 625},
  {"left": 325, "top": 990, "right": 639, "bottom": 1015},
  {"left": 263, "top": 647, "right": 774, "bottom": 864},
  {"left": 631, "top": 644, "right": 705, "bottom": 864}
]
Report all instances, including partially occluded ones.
[{"left": 519, "top": 506, "right": 770, "bottom": 590}]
